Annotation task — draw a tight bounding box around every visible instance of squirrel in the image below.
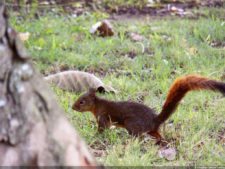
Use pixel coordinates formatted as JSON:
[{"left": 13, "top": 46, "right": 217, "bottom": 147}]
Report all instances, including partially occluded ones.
[{"left": 72, "top": 75, "right": 225, "bottom": 141}]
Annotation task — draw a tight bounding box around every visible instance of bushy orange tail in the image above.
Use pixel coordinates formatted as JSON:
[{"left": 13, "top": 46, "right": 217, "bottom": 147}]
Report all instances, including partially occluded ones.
[{"left": 155, "top": 75, "right": 225, "bottom": 126}]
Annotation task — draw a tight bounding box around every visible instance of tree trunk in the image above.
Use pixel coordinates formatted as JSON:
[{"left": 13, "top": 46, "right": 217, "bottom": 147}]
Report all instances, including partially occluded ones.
[{"left": 0, "top": 4, "right": 99, "bottom": 167}]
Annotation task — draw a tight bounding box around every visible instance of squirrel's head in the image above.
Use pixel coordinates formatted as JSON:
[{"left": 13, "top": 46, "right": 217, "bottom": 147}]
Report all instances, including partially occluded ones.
[{"left": 72, "top": 88, "right": 96, "bottom": 112}]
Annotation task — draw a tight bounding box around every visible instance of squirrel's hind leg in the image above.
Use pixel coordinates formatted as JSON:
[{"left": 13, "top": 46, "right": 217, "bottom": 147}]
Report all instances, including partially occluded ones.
[
  {"left": 148, "top": 131, "right": 169, "bottom": 146},
  {"left": 148, "top": 131, "right": 162, "bottom": 144}
]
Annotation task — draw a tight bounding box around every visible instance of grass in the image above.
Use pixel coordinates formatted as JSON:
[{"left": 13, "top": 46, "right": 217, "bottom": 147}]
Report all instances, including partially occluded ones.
[{"left": 10, "top": 7, "right": 225, "bottom": 166}]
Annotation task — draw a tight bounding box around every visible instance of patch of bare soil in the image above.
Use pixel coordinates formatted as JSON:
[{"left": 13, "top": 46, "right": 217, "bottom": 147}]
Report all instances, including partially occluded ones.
[
  {"left": 218, "top": 128, "right": 225, "bottom": 144},
  {"left": 108, "top": 0, "right": 224, "bottom": 15},
  {"left": 41, "top": 63, "right": 71, "bottom": 75},
  {"left": 6, "top": 0, "right": 225, "bottom": 18},
  {"left": 210, "top": 40, "right": 225, "bottom": 48},
  {"left": 120, "top": 51, "right": 137, "bottom": 59},
  {"left": 89, "top": 139, "right": 109, "bottom": 158},
  {"left": 85, "top": 67, "right": 110, "bottom": 77}
]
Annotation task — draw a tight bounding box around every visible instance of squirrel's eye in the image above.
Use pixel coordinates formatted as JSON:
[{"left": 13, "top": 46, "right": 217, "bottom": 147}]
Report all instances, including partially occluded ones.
[{"left": 80, "top": 100, "right": 85, "bottom": 105}]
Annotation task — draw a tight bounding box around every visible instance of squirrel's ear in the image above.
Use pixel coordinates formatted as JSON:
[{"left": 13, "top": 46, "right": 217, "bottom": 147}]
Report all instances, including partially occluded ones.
[{"left": 88, "top": 88, "right": 96, "bottom": 97}]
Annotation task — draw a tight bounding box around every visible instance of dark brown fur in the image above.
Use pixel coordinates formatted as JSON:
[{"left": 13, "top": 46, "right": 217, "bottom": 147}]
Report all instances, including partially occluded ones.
[{"left": 72, "top": 75, "right": 225, "bottom": 141}]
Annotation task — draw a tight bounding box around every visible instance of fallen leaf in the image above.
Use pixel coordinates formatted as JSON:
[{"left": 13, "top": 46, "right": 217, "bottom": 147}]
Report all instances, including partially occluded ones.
[
  {"left": 192, "top": 141, "right": 205, "bottom": 151},
  {"left": 162, "top": 35, "right": 172, "bottom": 42},
  {"left": 44, "top": 70, "right": 117, "bottom": 93},
  {"left": 18, "top": 32, "right": 30, "bottom": 42},
  {"left": 90, "top": 20, "right": 114, "bottom": 37},
  {"left": 170, "top": 6, "right": 184, "bottom": 13},
  {"left": 129, "top": 32, "right": 145, "bottom": 42},
  {"left": 189, "top": 47, "right": 198, "bottom": 55},
  {"left": 158, "top": 147, "right": 176, "bottom": 161}
]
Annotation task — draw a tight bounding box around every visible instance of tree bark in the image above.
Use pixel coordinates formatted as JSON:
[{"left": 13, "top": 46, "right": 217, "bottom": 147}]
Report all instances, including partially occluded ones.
[{"left": 0, "top": 4, "right": 99, "bottom": 167}]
